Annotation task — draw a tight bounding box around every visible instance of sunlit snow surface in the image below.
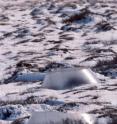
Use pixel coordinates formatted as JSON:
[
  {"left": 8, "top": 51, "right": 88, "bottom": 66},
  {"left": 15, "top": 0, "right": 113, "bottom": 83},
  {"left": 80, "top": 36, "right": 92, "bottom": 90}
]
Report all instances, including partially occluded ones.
[{"left": 0, "top": 0, "right": 117, "bottom": 123}]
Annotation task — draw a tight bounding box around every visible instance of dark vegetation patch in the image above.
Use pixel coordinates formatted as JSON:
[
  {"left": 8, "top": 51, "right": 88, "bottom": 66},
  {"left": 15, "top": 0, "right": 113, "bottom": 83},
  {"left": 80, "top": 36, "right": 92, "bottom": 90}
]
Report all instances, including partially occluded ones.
[
  {"left": 0, "top": 14, "right": 9, "bottom": 21},
  {"left": 0, "top": 96, "right": 61, "bottom": 106},
  {"left": 61, "top": 24, "right": 77, "bottom": 31},
  {"left": 19, "top": 86, "right": 41, "bottom": 95},
  {"left": 11, "top": 116, "right": 30, "bottom": 124},
  {"left": 59, "top": 34, "right": 74, "bottom": 40},
  {"left": 65, "top": 56, "right": 75, "bottom": 60},
  {"left": 94, "top": 55, "right": 117, "bottom": 78},
  {"left": 95, "top": 21, "right": 115, "bottom": 32},
  {"left": 30, "top": 39, "right": 41, "bottom": 43},
  {"left": 47, "top": 40, "right": 63, "bottom": 44},
  {"left": 14, "top": 28, "right": 30, "bottom": 38},
  {"left": 14, "top": 39, "right": 30, "bottom": 45},
  {"left": 89, "top": 106, "right": 117, "bottom": 124},
  {"left": 16, "top": 61, "right": 38, "bottom": 69},
  {"left": 2, "top": 70, "right": 18, "bottom": 84},
  {"left": 82, "top": 37, "right": 117, "bottom": 79},
  {"left": 38, "top": 62, "right": 69, "bottom": 72},
  {"left": 56, "top": 102, "right": 79, "bottom": 112},
  {"left": 0, "top": 96, "right": 46, "bottom": 106},
  {"left": 63, "top": 8, "right": 91, "bottom": 24}
]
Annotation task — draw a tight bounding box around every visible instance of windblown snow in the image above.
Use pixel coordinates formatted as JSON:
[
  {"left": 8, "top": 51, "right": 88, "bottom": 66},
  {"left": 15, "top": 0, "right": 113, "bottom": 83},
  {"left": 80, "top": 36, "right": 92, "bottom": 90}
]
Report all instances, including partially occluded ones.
[{"left": 0, "top": 0, "right": 117, "bottom": 123}]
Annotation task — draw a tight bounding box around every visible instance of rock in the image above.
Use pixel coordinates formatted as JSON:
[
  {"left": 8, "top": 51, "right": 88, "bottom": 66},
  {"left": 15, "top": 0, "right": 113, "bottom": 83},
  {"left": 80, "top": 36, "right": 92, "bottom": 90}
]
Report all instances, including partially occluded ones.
[
  {"left": 30, "top": 8, "right": 42, "bottom": 17},
  {"left": 0, "top": 105, "right": 27, "bottom": 121}
]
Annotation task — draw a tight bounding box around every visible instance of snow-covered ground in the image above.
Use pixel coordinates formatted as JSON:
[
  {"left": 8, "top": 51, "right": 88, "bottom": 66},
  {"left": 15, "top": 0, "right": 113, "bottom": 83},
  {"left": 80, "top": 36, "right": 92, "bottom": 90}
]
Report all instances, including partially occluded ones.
[{"left": 0, "top": 0, "right": 117, "bottom": 123}]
